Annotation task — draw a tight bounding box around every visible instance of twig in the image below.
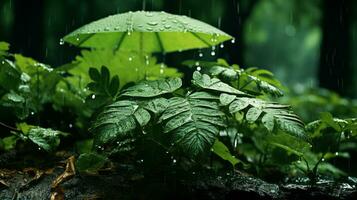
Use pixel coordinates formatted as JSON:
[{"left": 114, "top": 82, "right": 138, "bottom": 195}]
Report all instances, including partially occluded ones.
[{"left": 0, "top": 121, "right": 20, "bottom": 132}]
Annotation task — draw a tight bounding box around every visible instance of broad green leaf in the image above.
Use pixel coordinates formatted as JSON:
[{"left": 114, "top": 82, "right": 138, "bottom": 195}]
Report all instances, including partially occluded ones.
[
  {"left": 212, "top": 139, "right": 240, "bottom": 167},
  {"left": 143, "top": 97, "right": 169, "bottom": 115},
  {"left": 159, "top": 93, "right": 226, "bottom": 156},
  {"left": 76, "top": 153, "right": 108, "bottom": 173},
  {"left": 121, "top": 77, "right": 182, "bottom": 97},
  {"left": 192, "top": 71, "right": 249, "bottom": 96},
  {"left": 89, "top": 68, "right": 101, "bottom": 81},
  {"left": 28, "top": 127, "right": 63, "bottom": 152},
  {"left": 91, "top": 100, "right": 149, "bottom": 144},
  {"left": 262, "top": 114, "right": 274, "bottom": 132},
  {"left": 0, "top": 136, "right": 18, "bottom": 151}
]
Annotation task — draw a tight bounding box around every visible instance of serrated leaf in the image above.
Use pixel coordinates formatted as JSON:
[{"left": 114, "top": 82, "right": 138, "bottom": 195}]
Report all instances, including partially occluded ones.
[
  {"left": 159, "top": 93, "right": 226, "bottom": 156},
  {"left": 192, "top": 71, "right": 248, "bottom": 96},
  {"left": 122, "top": 77, "right": 182, "bottom": 97},
  {"left": 246, "top": 107, "right": 263, "bottom": 122},
  {"left": 212, "top": 139, "right": 240, "bottom": 166}
]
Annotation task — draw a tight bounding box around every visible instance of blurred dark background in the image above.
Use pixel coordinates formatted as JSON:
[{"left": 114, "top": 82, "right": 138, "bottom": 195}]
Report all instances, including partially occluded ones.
[{"left": 0, "top": 0, "right": 356, "bottom": 97}]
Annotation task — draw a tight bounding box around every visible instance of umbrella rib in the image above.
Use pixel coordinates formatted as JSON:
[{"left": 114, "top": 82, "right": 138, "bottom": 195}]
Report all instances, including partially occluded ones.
[
  {"left": 155, "top": 32, "right": 165, "bottom": 52},
  {"left": 114, "top": 33, "right": 127, "bottom": 52},
  {"left": 190, "top": 32, "right": 211, "bottom": 47},
  {"left": 77, "top": 33, "right": 95, "bottom": 46}
]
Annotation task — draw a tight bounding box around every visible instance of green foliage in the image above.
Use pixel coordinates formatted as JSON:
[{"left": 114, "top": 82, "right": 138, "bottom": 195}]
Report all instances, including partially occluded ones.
[
  {"left": 91, "top": 70, "right": 307, "bottom": 162},
  {"left": 76, "top": 152, "right": 108, "bottom": 173},
  {"left": 212, "top": 139, "right": 240, "bottom": 167}
]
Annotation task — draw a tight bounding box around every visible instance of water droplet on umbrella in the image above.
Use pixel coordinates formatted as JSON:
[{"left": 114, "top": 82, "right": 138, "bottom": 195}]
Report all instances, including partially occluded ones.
[
  {"left": 145, "top": 12, "right": 153, "bottom": 17},
  {"left": 146, "top": 27, "right": 153, "bottom": 31},
  {"left": 104, "top": 27, "right": 110, "bottom": 31},
  {"left": 164, "top": 24, "right": 171, "bottom": 29},
  {"left": 147, "top": 21, "right": 158, "bottom": 26},
  {"left": 127, "top": 31, "right": 132, "bottom": 36}
]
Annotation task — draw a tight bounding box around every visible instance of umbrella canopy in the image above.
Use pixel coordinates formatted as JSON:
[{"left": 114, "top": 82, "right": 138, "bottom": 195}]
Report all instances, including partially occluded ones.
[{"left": 62, "top": 11, "right": 233, "bottom": 54}]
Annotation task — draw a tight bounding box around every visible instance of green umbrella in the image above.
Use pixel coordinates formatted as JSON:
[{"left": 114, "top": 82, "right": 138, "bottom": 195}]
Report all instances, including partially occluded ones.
[{"left": 62, "top": 11, "right": 233, "bottom": 54}]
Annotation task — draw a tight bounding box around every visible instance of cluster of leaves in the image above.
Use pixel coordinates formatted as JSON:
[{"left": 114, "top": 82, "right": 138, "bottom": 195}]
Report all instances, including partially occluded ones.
[{"left": 87, "top": 64, "right": 309, "bottom": 174}]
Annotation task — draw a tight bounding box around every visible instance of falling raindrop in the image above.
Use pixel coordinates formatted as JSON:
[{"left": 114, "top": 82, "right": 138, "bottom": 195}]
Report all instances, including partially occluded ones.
[
  {"left": 335, "top": 152, "right": 339, "bottom": 156},
  {"left": 322, "top": 158, "right": 325, "bottom": 162},
  {"left": 173, "top": 159, "right": 177, "bottom": 164},
  {"left": 69, "top": 123, "right": 73, "bottom": 128},
  {"left": 38, "top": 147, "right": 41, "bottom": 151},
  {"left": 91, "top": 94, "right": 96, "bottom": 99},
  {"left": 220, "top": 43, "right": 224, "bottom": 48},
  {"left": 195, "top": 61, "right": 200, "bottom": 66},
  {"left": 127, "top": 31, "right": 132, "bottom": 36},
  {"left": 59, "top": 38, "right": 64, "bottom": 45},
  {"left": 128, "top": 57, "right": 133, "bottom": 61},
  {"left": 192, "top": 171, "right": 196, "bottom": 175},
  {"left": 160, "top": 69, "right": 164, "bottom": 74},
  {"left": 199, "top": 52, "right": 203, "bottom": 57},
  {"left": 76, "top": 37, "right": 80, "bottom": 41},
  {"left": 196, "top": 66, "right": 201, "bottom": 71},
  {"left": 231, "top": 38, "right": 236, "bottom": 43},
  {"left": 211, "top": 51, "right": 216, "bottom": 56},
  {"left": 31, "top": 111, "right": 35, "bottom": 115}
]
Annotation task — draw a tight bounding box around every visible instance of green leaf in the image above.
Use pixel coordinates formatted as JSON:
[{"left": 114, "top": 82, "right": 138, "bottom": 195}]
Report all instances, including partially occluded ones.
[
  {"left": 0, "top": 41, "right": 10, "bottom": 56},
  {"left": 76, "top": 153, "right": 108, "bottom": 173},
  {"left": 0, "top": 136, "right": 18, "bottom": 151},
  {"left": 262, "top": 114, "right": 275, "bottom": 132},
  {"left": 227, "top": 97, "right": 306, "bottom": 140},
  {"left": 89, "top": 68, "right": 101, "bottom": 81},
  {"left": 143, "top": 97, "right": 169, "bottom": 115},
  {"left": 159, "top": 93, "right": 226, "bottom": 156},
  {"left": 109, "top": 75, "right": 120, "bottom": 96},
  {"left": 246, "top": 107, "right": 263, "bottom": 123},
  {"left": 28, "top": 127, "right": 63, "bottom": 152},
  {"left": 91, "top": 99, "right": 154, "bottom": 144},
  {"left": 320, "top": 112, "right": 341, "bottom": 132},
  {"left": 212, "top": 139, "right": 240, "bottom": 167},
  {"left": 121, "top": 77, "right": 182, "bottom": 97},
  {"left": 192, "top": 71, "right": 249, "bottom": 96},
  {"left": 219, "top": 93, "right": 236, "bottom": 106}
]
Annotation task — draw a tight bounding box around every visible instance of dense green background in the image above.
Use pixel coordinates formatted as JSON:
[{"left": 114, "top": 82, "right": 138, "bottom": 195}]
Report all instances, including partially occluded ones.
[{"left": 0, "top": 0, "right": 356, "bottom": 97}]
